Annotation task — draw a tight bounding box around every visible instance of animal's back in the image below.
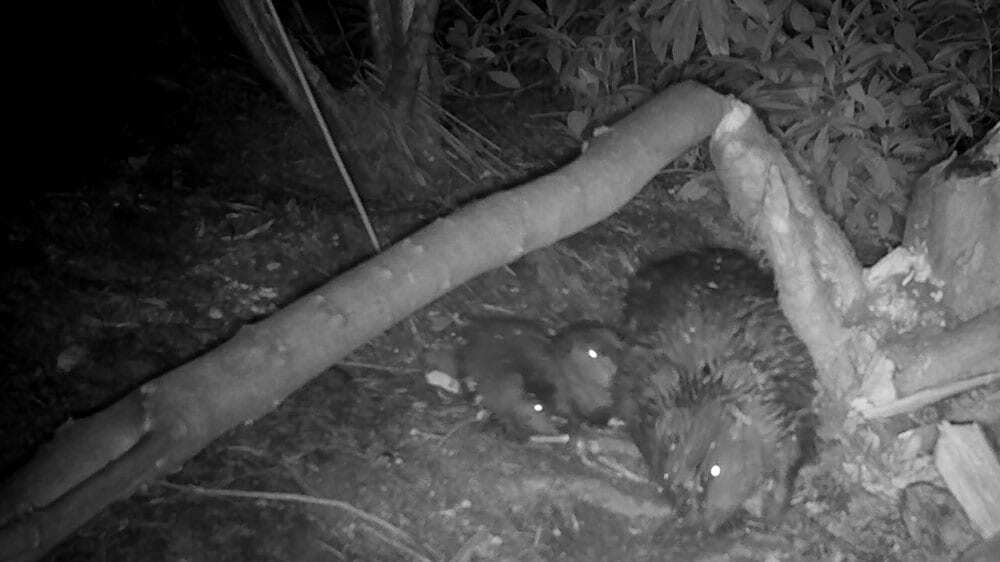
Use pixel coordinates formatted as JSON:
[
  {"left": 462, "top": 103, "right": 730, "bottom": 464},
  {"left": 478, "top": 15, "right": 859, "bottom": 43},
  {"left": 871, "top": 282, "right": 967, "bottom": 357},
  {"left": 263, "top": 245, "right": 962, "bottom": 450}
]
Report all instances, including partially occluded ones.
[{"left": 616, "top": 248, "right": 817, "bottom": 531}]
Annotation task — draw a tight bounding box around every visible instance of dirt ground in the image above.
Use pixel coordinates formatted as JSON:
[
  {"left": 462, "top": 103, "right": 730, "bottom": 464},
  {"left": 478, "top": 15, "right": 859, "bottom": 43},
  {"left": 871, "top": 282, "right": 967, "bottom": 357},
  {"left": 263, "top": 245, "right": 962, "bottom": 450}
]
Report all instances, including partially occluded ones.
[{"left": 2, "top": 56, "right": 983, "bottom": 561}]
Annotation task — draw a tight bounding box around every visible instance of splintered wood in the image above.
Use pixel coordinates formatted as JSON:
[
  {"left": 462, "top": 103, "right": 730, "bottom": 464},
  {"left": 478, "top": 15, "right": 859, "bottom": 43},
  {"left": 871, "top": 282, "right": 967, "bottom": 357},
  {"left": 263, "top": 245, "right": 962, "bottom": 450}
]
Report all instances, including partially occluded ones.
[{"left": 934, "top": 421, "right": 1000, "bottom": 538}]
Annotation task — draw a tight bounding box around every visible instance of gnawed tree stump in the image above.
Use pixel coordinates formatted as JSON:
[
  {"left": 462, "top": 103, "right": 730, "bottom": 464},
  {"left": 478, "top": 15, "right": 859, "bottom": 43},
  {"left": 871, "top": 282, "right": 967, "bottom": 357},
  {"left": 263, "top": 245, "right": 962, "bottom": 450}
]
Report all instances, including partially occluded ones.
[{"left": 710, "top": 104, "right": 999, "bottom": 544}]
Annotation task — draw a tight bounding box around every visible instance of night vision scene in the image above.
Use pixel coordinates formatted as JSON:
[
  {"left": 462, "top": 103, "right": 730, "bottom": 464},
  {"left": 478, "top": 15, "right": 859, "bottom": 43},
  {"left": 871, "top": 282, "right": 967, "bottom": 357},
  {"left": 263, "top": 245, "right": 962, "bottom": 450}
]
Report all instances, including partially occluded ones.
[{"left": 2, "top": 1, "right": 999, "bottom": 560}]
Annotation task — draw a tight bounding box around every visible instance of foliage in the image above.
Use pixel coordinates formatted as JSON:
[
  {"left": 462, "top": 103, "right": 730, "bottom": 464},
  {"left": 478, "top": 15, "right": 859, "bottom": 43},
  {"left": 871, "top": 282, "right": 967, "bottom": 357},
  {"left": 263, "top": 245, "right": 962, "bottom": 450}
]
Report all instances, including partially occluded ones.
[
  {"left": 696, "top": 0, "right": 998, "bottom": 240},
  {"left": 438, "top": 1, "right": 653, "bottom": 128},
  {"left": 436, "top": 0, "right": 999, "bottom": 244}
]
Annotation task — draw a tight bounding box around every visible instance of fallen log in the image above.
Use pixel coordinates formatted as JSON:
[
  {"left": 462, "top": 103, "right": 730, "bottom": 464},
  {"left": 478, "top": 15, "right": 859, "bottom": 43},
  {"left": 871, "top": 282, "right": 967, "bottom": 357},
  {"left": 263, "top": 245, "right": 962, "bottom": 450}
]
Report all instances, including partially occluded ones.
[{"left": 0, "top": 82, "right": 729, "bottom": 562}]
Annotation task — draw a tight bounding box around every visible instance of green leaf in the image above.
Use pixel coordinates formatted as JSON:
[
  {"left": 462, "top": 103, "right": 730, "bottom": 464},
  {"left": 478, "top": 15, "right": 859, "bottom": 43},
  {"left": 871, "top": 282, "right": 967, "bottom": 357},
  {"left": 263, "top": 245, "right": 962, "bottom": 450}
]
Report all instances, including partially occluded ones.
[
  {"left": 811, "top": 33, "right": 832, "bottom": 66},
  {"left": 556, "top": 0, "right": 578, "bottom": 29},
  {"left": 961, "top": 84, "right": 981, "bottom": 108},
  {"left": 700, "top": 0, "right": 730, "bottom": 56},
  {"left": 676, "top": 175, "right": 713, "bottom": 201},
  {"left": 968, "top": 50, "right": 988, "bottom": 74},
  {"left": 578, "top": 65, "right": 599, "bottom": 85},
  {"left": 828, "top": 159, "right": 849, "bottom": 217},
  {"left": 465, "top": 46, "right": 496, "bottom": 61},
  {"left": 928, "top": 82, "right": 956, "bottom": 99},
  {"left": 862, "top": 154, "right": 895, "bottom": 196},
  {"left": 875, "top": 203, "right": 893, "bottom": 237},
  {"left": 563, "top": 75, "right": 586, "bottom": 96},
  {"left": 843, "top": 1, "right": 867, "bottom": 33},
  {"left": 788, "top": 2, "right": 815, "bottom": 32},
  {"left": 845, "top": 43, "right": 892, "bottom": 71},
  {"left": 837, "top": 138, "right": 861, "bottom": 165},
  {"left": 846, "top": 201, "right": 869, "bottom": 235},
  {"left": 646, "top": 0, "right": 674, "bottom": 16},
  {"left": 946, "top": 98, "right": 973, "bottom": 137},
  {"left": 812, "top": 125, "right": 831, "bottom": 167},
  {"left": 597, "top": 8, "right": 620, "bottom": 34},
  {"left": 619, "top": 84, "right": 652, "bottom": 105},
  {"left": 499, "top": 1, "right": 521, "bottom": 27},
  {"left": 649, "top": 1, "right": 680, "bottom": 62},
  {"left": 519, "top": 1, "right": 545, "bottom": 16},
  {"left": 566, "top": 110, "right": 590, "bottom": 139},
  {"left": 893, "top": 22, "right": 915, "bottom": 50},
  {"left": 547, "top": 43, "right": 562, "bottom": 73},
  {"left": 732, "top": 0, "right": 770, "bottom": 21},
  {"left": 487, "top": 70, "right": 522, "bottom": 89},
  {"left": 673, "top": 2, "right": 700, "bottom": 63},
  {"left": 826, "top": 0, "right": 842, "bottom": 36},
  {"left": 846, "top": 82, "right": 886, "bottom": 127}
]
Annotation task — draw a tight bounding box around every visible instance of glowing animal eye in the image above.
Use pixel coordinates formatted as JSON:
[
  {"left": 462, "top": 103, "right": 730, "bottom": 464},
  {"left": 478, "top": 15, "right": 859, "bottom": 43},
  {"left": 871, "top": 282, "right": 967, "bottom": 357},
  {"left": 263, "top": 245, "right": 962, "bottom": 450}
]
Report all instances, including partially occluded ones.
[
  {"left": 532, "top": 403, "right": 544, "bottom": 413},
  {"left": 587, "top": 348, "right": 599, "bottom": 359},
  {"left": 709, "top": 464, "right": 722, "bottom": 478}
]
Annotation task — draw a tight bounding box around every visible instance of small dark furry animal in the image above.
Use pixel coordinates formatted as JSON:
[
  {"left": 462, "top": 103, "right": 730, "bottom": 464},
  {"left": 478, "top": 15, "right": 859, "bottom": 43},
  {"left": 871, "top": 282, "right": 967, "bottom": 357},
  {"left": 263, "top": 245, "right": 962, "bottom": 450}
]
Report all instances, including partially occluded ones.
[
  {"left": 614, "top": 248, "right": 818, "bottom": 532},
  {"left": 459, "top": 317, "right": 624, "bottom": 440}
]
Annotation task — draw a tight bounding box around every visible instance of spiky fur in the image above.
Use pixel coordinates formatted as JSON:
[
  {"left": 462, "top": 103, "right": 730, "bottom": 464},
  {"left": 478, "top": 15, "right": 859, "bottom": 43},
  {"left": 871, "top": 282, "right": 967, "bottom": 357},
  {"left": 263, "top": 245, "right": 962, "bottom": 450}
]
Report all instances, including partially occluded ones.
[{"left": 615, "top": 248, "right": 817, "bottom": 531}]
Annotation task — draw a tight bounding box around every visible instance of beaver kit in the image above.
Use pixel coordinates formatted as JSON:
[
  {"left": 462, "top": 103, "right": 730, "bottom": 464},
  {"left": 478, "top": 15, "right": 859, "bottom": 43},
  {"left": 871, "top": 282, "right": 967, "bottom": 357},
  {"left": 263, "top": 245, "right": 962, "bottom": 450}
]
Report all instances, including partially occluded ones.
[
  {"left": 459, "top": 317, "right": 623, "bottom": 440},
  {"left": 615, "top": 248, "right": 818, "bottom": 532}
]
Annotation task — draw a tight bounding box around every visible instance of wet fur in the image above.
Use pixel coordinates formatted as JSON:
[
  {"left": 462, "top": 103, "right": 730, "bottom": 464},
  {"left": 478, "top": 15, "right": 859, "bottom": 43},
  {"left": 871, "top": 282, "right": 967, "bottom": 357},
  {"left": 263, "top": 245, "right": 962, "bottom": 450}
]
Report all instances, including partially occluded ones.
[
  {"left": 460, "top": 317, "right": 623, "bottom": 439},
  {"left": 615, "top": 248, "right": 817, "bottom": 531}
]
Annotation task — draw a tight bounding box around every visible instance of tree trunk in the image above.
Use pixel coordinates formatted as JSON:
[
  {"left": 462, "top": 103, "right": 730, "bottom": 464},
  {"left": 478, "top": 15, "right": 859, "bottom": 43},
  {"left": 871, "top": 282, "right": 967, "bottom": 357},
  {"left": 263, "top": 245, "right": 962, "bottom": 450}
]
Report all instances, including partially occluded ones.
[
  {"left": 710, "top": 109, "right": 999, "bottom": 537},
  {"left": 0, "top": 82, "right": 728, "bottom": 562},
  {"left": 219, "top": 0, "right": 444, "bottom": 200},
  {"left": 710, "top": 109, "right": 999, "bottom": 410},
  {"left": 369, "top": 0, "right": 442, "bottom": 112},
  {"left": 903, "top": 123, "right": 1000, "bottom": 323}
]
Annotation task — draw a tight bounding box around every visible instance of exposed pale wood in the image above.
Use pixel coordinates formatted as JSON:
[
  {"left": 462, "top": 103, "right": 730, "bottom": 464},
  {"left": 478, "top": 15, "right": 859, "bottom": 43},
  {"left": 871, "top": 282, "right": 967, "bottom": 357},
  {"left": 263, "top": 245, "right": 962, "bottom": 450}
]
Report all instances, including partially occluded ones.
[
  {"left": 859, "top": 372, "right": 999, "bottom": 419},
  {"left": 892, "top": 307, "right": 1000, "bottom": 395},
  {"left": 710, "top": 102, "right": 863, "bottom": 397},
  {"left": 904, "top": 123, "right": 1000, "bottom": 322},
  {"left": 935, "top": 422, "right": 1000, "bottom": 538}
]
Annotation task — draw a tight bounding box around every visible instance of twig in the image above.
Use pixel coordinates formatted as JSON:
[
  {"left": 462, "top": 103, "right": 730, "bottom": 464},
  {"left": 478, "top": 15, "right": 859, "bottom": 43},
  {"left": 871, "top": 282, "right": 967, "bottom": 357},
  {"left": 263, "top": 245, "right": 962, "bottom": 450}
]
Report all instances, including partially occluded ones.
[
  {"left": 355, "top": 523, "right": 436, "bottom": 562},
  {"left": 316, "top": 538, "right": 346, "bottom": 560},
  {"left": 631, "top": 37, "right": 639, "bottom": 83},
  {"left": 158, "top": 481, "right": 433, "bottom": 562},
  {"left": 449, "top": 528, "right": 496, "bottom": 562},
  {"left": 325, "top": 0, "right": 358, "bottom": 67},
  {"left": 574, "top": 439, "right": 651, "bottom": 485},
  {"left": 434, "top": 417, "right": 480, "bottom": 450},
  {"left": 335, "top": 360, "right": 423, "bottom": 373},
  {"left": 290, "top": 0, "right": 323, "bottom": 54},
  {"left": 859, "top": 371, "right": 1000, "bottom": 418}
]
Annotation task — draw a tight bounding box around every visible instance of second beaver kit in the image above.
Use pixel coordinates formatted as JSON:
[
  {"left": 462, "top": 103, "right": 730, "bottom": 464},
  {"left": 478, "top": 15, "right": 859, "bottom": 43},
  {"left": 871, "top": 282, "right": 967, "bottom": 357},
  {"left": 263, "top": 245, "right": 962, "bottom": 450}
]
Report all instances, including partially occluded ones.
[{"left": 459, "top": 317, "right": 624, "bottom": 440}]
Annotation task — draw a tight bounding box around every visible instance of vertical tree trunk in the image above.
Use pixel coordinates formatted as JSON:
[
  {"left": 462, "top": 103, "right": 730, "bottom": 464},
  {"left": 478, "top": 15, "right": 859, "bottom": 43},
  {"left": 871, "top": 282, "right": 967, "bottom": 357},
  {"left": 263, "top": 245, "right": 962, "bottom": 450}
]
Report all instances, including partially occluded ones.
[
  {"left": 220, "top": 0, "right": 444, "bottom": 200},
  {"left": 369, "top": 0, "right": 441, "bottom": 111},
  {"left": 366, "top": 0, "right": 444, "bottom": 176},
  {"left": 902, "top": 123, "right": 1000, "bottom": 322}
]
